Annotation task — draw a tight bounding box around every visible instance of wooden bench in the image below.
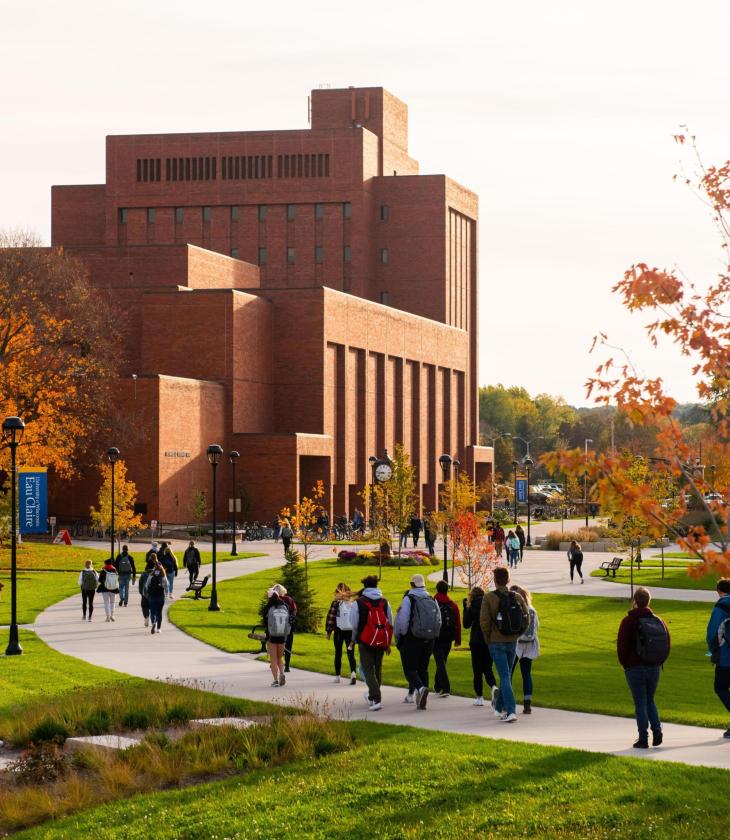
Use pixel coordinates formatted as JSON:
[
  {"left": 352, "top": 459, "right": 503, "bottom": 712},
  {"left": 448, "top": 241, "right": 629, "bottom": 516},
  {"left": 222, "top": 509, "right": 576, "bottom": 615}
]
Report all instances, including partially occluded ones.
[
  {"left": 600, "top": 557, "right": 623, "bottom": 577},
  {"left": 185, "top": 575, "right": 210, "bottom": 600},
  {"left": 247, "top": 624, "right": 268, "bottom": 653}
]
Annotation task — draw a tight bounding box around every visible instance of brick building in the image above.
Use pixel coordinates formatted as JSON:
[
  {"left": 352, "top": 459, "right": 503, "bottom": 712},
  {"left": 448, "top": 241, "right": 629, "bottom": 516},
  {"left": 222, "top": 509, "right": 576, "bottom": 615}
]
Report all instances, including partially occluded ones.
[{"left": 50, "top": 86, "right": 491, "bottom": 524}]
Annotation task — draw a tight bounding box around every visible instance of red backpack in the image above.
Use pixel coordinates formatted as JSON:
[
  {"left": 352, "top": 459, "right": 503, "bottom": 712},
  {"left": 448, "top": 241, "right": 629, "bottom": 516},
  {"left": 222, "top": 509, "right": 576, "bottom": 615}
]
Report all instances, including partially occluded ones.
[{"left": 358, "top": 598, "right": 393, "bottom": 648}]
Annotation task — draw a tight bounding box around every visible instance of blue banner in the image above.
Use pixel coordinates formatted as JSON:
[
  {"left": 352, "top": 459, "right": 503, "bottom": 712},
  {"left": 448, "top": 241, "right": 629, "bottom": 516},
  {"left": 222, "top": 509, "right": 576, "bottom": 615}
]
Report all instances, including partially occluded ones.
[
  {"left": 18, "top": 468, "right": 48, "bottom": 534},
  {"left": 516, "top": 478, "right": 528, "bottom": 503}
]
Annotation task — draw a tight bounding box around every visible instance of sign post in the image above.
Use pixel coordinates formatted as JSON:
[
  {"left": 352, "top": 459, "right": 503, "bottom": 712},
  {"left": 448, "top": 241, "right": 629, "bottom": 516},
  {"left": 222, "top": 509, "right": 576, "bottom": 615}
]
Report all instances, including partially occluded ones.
[
  {"left": 516, "top": 478, "right": 528, "bottom": 504},
  {"left": 18, "top": 468, "right": 48, "bottom": 534}
]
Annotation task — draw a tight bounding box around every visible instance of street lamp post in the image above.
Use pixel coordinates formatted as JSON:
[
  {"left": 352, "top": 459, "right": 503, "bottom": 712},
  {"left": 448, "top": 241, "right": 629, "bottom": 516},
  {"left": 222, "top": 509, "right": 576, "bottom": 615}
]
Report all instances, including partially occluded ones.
[
  {"left": 513, "top": 435, "right": 544, "bottom": 461},
  {"left": 3, "top": 416, "right": 25, "bottom": 656},
  {"left": 512, "top": 460, "right": 519, "bottom": 525},
  {"left": 207, "top": 444, "right": 224, "bottom": 612},
  {"left": 106, "top": 447, "right": 120, "bottom": 563},
  {"left": 368, "top": 455, "right": 377, "bottom": 529},
  {"left": 524, "top": 456, "right": 534, "bottom": 547},
  {"left": 439, "top": 453, "right": 453, "bottom": 582},
  {"left": 229, "top": 450, "right": 240, "bottom": 556},
  {"left": 584, "top": 438, "right": 593, "bottom": 527}
]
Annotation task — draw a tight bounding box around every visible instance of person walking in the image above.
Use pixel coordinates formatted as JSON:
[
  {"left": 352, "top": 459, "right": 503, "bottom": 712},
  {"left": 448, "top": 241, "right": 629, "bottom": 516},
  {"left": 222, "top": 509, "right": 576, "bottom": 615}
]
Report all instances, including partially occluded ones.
[
  {"left": 272, "top": 515, "right": 282, "bottom": 543},
  {"left": 263, "top": 585, "right": 294, "bottom": 686},
  {"left": 144, "top": 561, "right": 167, "bottom": 634},
  {"left": 350, "top": 574, "right": 393, "bottom": 711},
  {"left": 493, "top": 524, "right": 505, "bottom": 559},
  {"left": 160, "top": 545, "right": 179, "bottom": 598},
  {"left": 145, "top": 542, "right": 159, "bottom": 568},
  {"left": 410, "top": 516, "right": 422, "bottom": 548},
  {"left": 394, "top": 573, "right": 441, "bottom": 710},
  {"left": 183, "top": 540, "right": 201, "bottom": 585},
  {"left": 706, "top": 578, "right": 730, "bottom": 738},
  {"left": 568, "top": 540, "right": 584, "bottom": 583},
  {"left": 97, "top": 559, "right": 119, "bottom": 623},
  {"left": 479, "top": 566, "right": 529, "bottom": 722},
  {"left": 433, "top": 580, "right": 461, "bottom": 697},
  {"left": 514, "top": 524, "right": 526, "bottom": 562},
  {"left": 78, "top": 560, "right": 98, "bottom": 622},
  {"left": 281, "top": 520, "right": 293, "bottom": 555},
  {"left": 325, "top": 582, "right": 358, "bottom": 684},
  {"left": 510, "top": 584, "right": 540, "bottom": 713},
  {"left": 463, "top": 586, "right": 497, "bottom": 706},
  {"left": 617, "top": 586, "right": 670, "bottom": 748},
  {"left": 505, "top": 530, "right": 521, "bottom": 569},
  {"left": 114, "top": 545, "right": 136, "bottom": 607},
  {"left": 423, "top": 517, "right": 436, "bottom": 557},
  {"left": 138, "top": 559, "right": 154, "bottom": 628}
]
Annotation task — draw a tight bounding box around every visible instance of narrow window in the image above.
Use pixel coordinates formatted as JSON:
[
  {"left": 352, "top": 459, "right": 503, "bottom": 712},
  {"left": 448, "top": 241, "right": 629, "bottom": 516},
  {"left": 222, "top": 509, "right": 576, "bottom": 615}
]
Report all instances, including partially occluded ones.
[
  {"left": 172, "top": 159, "right": 178, "bottom": 181},
  {"left": 185, "top": 158, "right": 191, "bottom": 180},
  {"left": 136, "top": 160, "right": 142, "bottom": 181},
  {"left": 315, "top": 246, "right": 325, "bottom": 264},
  {"left": 284, "top": 156, "right": 290, "bottom": 178},
  {"left": 380, "top": 204, "right": 390, "bottom": 221},
  {"left": 203, "top": 206, "right": 212, "bottom": 223},
  {"left": 198, "top": 157, "right": 203, "bottom": 179},
  {"left": 343, "top": 202, "right": 352, "bottom": 219},
  {"left": 277, "top": 155, "right": 283, "bottom": 177},
  {"left": 231, "top": 206, "right": 240, "bottom": 222},
  {"left": 287, "top": 247, "right": 296, "bottom": 265},
  {"left": 304, "top": 155, "right": 310, "bottom": 177},
  {"left": 211, "top": 157, "right": 216, "bottom": 179},
  {"left": 343, "top": 245, "right": 352, "bottom": 263},
  {"left": 175, "top": 207, "right": 184, "bottom": 224},
  {"left": 248, "top": 156, "right": 253, "bottom": 179},
  {"left": 165, "top": 159, "right": 171, "bottom": 181},
  {"left": 234, "top": 156, "right": 240, "bottom": 179},
  {"left": 192, "top": 158, "right": 198, "bottom": 180},
  {"left": 222, "top": 157, "right": 227, "bottom": 179},
  {"left": 254, "top": 156, "right": 259, "bottom": 179},
  {"left": 258, "top": 247, "right": 267, "bottom": 265},
  {"left": 231, "top": 248, "right": 240, "bottom": 259},
  {"left": 143, "top": 159, "right": 149, "bottom": 182},
  {"left": 315, "top": 203, "right": 325, "bottom": 220},
  {"left": 380, "top": 291, "right": 390, "bottom": 305},
  {"left": 147, "top": 208, "right": 155, "bottom": 224},
  {"left": 258, "top": 205, "right": 267, "bottom": 221},
  {"left": 287, "top": 204, "right": 296, "bottom": 221},
  {"left": 204, "top": 157, "right": 210, "bottom": 180},
  {"left": 155, "top": 159, "right": 161, "bottom": 181},
  {"left": 119, "top": 208, "right": 128, "bottom": 225},
  {"left": 267, "top": 154, "right": 273, "bottom": 177},
  {"left": 324, "top": 154, "right": 330, "bottom": 176},
  {"left": 381, "top": 248, "right": 389, "bottom": 264}
]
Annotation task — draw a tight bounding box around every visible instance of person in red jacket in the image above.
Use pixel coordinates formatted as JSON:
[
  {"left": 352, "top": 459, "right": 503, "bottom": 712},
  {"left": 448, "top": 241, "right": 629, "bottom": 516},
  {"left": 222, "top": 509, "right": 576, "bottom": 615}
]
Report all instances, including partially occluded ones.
[
  {"left": 493, "top": 524, "right": 505, "bottom": 558},
  {"left": 433, "top": 580, "right": 462, "bottom": 697},
  {"left": 617, "top": 587, "right": 671, "bottom": 749}
]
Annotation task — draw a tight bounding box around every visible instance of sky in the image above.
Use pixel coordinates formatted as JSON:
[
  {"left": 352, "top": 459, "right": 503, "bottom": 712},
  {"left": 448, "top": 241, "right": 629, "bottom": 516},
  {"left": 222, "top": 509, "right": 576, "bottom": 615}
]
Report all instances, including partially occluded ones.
[{"left": 2, "top": 0, "right": 729, "bottom": 406}]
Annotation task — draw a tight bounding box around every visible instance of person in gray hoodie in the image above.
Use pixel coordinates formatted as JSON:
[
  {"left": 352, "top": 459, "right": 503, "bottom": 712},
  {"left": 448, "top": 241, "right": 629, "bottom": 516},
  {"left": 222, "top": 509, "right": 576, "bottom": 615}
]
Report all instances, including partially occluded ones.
[
  {"left": 394, "top": 574, "right": 440, "bottom": 710},
  {"left": 348, "top": 575, "right": 393, "bottom": 711}
]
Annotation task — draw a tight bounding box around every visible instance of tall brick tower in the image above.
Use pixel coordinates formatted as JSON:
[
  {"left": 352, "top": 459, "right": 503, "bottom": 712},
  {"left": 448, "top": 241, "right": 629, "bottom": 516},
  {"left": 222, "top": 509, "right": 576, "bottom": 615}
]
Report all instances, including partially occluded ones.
[{"left": 50, "top": 86, "right": 490, "bottom": 523}]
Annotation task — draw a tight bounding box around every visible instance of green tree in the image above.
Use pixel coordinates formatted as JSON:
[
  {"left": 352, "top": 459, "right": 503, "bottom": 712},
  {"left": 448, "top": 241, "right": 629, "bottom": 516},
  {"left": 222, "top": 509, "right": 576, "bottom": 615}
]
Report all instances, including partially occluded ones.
[{"left": 189, "top": 489, "right": 208, "bottom": 536}]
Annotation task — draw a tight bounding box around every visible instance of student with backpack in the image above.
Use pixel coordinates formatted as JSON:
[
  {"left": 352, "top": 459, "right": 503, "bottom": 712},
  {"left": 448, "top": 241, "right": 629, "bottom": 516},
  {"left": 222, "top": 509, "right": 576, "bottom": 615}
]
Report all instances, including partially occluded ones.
[
  {"left": 325, "top": 583, "right": 358, "bottom": 684},
  {"left": 463, "top": 586, "right": 497, "bottom": 706},
  {"left": 705, "top": 578, "right": 730, "bottom": 738},
  {"left": 144, "top": 561, "right": 167, "bottom": 634},
  {"left": 97, "top": 559, "right": 119, "bottom": 622},
  {"left": 160, "top": 545, "right": 179, "bottom": 598},
  {"left": 505, "top": 531, "right": 521, "bottom": 569},
  {"left": 78, "top": 560, "right": 99, "bottom": 621},
  {"left": 264, "top": 585, "right": 294, "bottom": 686},
  {"left": 568, "top": 540, "right": 584, "bottom": 583},
  {"left": 114, "top": 545, "right": 136, "bottom": 607},
  {"left": 349, "top": 574, "right": 393, "bottom": 711},
  {"left": 281, "top": 521, "right": 293, "bottom": 555},
  {"left": 183, "top": 540, "right": 201, "bottom": 585},
  {"left": 138, "top": 560, "right": 154, "bottom": 628},
  {"left": 510, "top": 584, "right": 540, "bottom": 714},
  {"left": 394, "top": 573, "right": 441, "bottom": 710},
  {"left": 433, "top": 580, "right": 461, "bottom": 697},
  {"left": 514, "top": 524, "right": 526, "bottom": 562},
  {"left": 479, "top": 566, "right": 529, "bottom": 722},
  {"left": 617, "top": 586, "right": 670, "bottom": 748}
]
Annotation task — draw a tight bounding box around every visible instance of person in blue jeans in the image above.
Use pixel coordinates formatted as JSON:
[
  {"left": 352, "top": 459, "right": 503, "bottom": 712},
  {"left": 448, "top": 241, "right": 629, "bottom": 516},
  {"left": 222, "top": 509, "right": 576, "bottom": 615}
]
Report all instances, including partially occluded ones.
[
  {"left": 479, "top": 566, "right": 529, "bottom": 722},
  {"left": 706, "top": 578, "right": 730, "bottom": 738},
  {"left": 617, "top": 587, "right": 670, "bottom": 748}
]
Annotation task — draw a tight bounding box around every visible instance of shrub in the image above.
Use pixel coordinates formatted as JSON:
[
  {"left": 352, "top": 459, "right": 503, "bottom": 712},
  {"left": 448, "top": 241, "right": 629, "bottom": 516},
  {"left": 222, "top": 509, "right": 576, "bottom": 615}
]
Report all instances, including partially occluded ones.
[
  {"left": 27, "top": 719, "right": 69, "bottom": 746},
  {"left": 83, "top": 710, "right": 111, "bottom": 735},
  {"left": 120, "top": 710, "right": 151, "bottom": 730},
  {"left": 7, "top": 743, "right": 69, "bottom": 785},
  {"left": 164, "top": 704, "right": 192, "bottom": 725}
]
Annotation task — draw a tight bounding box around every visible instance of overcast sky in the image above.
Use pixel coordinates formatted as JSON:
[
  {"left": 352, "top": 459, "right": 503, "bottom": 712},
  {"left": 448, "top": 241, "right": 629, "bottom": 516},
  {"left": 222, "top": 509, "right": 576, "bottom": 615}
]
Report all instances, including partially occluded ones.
[{"left": 3, "top": 0, "right": 728, "bottom": 406}]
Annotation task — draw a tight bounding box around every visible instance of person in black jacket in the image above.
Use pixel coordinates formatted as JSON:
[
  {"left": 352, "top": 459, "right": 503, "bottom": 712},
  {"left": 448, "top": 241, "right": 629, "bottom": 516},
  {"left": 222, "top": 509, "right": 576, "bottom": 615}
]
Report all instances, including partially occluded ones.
[
  {"left": 463, "top": 586, "right": 497, "bottom": 706},
  {"left": 183, "top": 541, "right": 201, "bottom": 585},
  {"left": 410, "top": 516, "right": 422, "bottom": 548}
]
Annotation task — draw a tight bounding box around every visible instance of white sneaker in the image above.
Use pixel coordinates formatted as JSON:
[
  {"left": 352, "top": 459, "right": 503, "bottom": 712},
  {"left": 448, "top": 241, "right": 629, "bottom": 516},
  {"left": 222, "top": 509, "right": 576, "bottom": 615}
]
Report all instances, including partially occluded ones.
[
  {"left": 493, "top": 708, "right": 503, "bottom": 718},
  {"left": 473, "top": 697, "right": 484, "bottom": 706},
  {"left": 403, "top": 693, "right": 414, "bottom": 704},
  {"left": 334, "top": 675, "right": 341, "bottom": 683},
  {"left": 369, "top": 701, "right": 382, "bottom": 711},
  {"left": 499, "top": 713, "right": 517, "bottom": 723},
  {"left": 350, "top": 671, "right": 357, "bottom": 685},
  {"left": 439, "top": 691, "right": 450, "bottom": 698}
]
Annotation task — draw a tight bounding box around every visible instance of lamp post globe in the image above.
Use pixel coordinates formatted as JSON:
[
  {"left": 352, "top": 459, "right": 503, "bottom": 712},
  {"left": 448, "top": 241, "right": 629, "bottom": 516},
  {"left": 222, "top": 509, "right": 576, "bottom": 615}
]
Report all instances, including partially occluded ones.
[
  {"left": 3, "top": 416, "right": 25, "bottom": 656},
  {"left": 524, "top": 456, "right": 534, "bottom": 547},
  {"left": 106, "top": 447, "right": 120, "bottom": 564},
  {"left": 207, "top": 444, "right": 224, "bottom": 611},
  {"left": 228, "top": 450, "right": 240, "bottom": 556},
  {"left": 439, "top": 454, "right": 453, "bottom": 581}
]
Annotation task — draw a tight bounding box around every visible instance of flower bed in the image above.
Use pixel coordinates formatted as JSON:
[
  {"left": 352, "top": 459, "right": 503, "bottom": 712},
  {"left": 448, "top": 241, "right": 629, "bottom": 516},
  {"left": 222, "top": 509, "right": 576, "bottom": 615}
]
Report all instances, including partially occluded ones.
[{"left": 337, "top": 549, "right": 439, "bottom": 567}]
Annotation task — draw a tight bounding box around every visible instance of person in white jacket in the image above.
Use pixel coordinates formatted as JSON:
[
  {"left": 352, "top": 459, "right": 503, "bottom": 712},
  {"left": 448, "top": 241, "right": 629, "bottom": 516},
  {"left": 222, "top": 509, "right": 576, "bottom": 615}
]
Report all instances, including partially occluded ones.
[
  {"left": 78, "top": 560, "right": 99, "bottom": 622},
  {"left": 510, "top": 584, "right": 540, "bottom": 714}
]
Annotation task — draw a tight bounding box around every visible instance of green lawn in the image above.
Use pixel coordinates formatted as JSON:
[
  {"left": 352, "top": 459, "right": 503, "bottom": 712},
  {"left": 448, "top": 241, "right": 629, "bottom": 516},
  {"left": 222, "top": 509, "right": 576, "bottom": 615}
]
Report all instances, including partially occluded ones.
[
  {"left": 16, "top": 721, "right": 728, "bottom": 840},
  {"left": 0, "top": 572, "right": 80, "bottom": 625},
  {"left": 170, "top": 558, "right": 726, "bottom": 728},
  {"left": 0, "top": 542, "right": 108, "bottom": 571},
  {"left": 591, "top": 561, "right": 719, "bottom": 591}
]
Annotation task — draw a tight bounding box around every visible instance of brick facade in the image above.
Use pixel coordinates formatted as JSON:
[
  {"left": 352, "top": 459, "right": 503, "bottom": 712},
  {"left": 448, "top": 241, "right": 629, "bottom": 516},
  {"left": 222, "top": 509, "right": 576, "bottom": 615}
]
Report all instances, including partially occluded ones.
[{"left": 49, "top": 86, "right": 491, "bottom": 525}]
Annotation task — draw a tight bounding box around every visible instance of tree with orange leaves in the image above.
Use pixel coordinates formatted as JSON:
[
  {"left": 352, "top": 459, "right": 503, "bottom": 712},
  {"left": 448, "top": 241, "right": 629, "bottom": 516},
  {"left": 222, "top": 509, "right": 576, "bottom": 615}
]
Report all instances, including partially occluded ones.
[
  {"left": 280, "top": 479, "right": 325, "bottom": 578},
  {"left": 546, "top": 135, "right": 730, "bottom": 578},
  {"left": 453, "top": 511, "right": 499, "bottom": 591}
]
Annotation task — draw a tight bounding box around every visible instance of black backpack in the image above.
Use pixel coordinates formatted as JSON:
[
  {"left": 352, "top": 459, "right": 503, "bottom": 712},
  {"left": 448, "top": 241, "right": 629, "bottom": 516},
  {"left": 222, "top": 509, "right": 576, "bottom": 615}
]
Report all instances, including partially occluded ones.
[
  {"left": 147, "top": 573, "right": 165, "bottom": 596},
  {"left": 635, "top": 615, "right": 670, "bottom": 665},
  {"left": 709, "top": 603, "right": 730, "bottom": 665},
  {"left": 438, "top": 601, "right": 455, "bottom": 641},
  {"left": 495, "top": 591, "right": 527, "bottom": 635}
]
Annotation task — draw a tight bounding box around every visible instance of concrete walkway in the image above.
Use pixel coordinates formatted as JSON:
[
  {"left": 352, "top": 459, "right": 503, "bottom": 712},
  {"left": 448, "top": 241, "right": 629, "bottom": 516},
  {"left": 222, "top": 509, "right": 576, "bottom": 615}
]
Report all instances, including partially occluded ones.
[{"left": 32, "top": 546, "right": 730, "bottom": 772}]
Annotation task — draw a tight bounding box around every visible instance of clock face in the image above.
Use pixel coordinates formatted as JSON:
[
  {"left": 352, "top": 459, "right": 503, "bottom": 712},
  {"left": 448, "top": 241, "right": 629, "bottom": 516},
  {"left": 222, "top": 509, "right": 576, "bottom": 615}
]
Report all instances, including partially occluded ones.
[{"left": 375, "top": 462, "right": 393, "bottom": 483}]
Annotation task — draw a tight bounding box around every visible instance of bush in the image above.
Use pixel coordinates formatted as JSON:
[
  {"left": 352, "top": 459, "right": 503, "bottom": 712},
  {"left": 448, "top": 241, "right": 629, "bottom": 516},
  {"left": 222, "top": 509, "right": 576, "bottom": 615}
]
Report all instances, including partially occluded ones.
[
  {"left": 83, "top": 710, "right": 111, "bottom": 735},
  {"left": 337, "top": 549, "right": 438, "bottom": 567},
  {"left": 27, "top": 719, "right": 69, "bottom": 746},
  {"left": 7, "top": 743, "right": 69, "bottom": 785},
  {"left": 164, "top": 705, "right": 192, "bottom": 725},
  {"left": 121, "top": 710, "right": 151, "bottom": 730}
]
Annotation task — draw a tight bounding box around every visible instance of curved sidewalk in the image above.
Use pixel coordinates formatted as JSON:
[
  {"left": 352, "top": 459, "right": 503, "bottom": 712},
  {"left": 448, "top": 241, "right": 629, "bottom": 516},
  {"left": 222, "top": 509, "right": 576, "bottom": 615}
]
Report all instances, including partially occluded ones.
[{"left": 32, "top": 548, "right": 730, "bottom": 771}]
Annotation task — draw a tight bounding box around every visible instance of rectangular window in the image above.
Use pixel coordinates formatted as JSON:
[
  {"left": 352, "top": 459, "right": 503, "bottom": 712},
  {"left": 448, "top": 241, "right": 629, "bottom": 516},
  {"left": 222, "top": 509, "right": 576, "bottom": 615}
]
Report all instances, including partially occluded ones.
[
  {"left": 315, "top": 246, "right": 325, "bottom": 264},
  {"left": 258, "top": 205, "right": 267, "bottom": 221},
  {"left": 287, "top": 204, "right": 296, "bottom": 221},
  {"left": 172, "top": 159, "right": 178, "bottom": 181},
  {"left": 136, "top": 160, "right": 142, "bottom": 181},
  {"left": 343, "top": 202, "right": 352, "bottom": 219},
  {"left": 381, "top": 248, "right": 389, "bottom": 264},
  {"left": 231, "top": 206, "right": 239, "bottom": 221},
  {"left": 175, "top": 207, "right": 184, "bottom": 223},
  {"left": 192, "top": 158, "right": 198, "bottom": 180},
  {"left": 165, "top": 159, "right": 171, "bottom": 181},
  {"left": 147, "top": 208, "right": 155, "bottom": 224},
  {"left": 343, "top": 245, "right": 352, "bottom": 263},
  {"left": 315, "top": 203, "right": 325, "bottom": 220},
  {"left": 155, "top": 159, "right": 161, "bottom": 181},
  {"left": 258, "top": 247, "right": 268, "bottom": 265},
  {"left": 287, "top": 247, "right": 296, "bottom": 265},
  {"left": 203, "top": 206, "right": 212, "bottom": 223},
  {"left": 380, "top": 291, "right": 390, "bottom": 305},
  {"left": 119, "top": 208, "right": 128, "bottom": 225},
  {"left": 380, "top": 204, "right": 390, "bottom": 221},
  {"left": 231, "top": 248, "right": 240, "bottom": 259}
]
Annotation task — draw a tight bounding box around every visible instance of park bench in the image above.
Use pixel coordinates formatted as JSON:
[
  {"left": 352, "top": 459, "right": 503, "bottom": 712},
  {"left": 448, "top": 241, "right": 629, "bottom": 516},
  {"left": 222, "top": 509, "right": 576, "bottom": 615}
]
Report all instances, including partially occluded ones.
[
  {"left": 247, "top": 625, "right": 268, "bottom": 653},
  {"left": 185, "top": 575, "right": 209, "bottom": 600},
  {"left": 600, "top": 557, "right": 624, "bottom": 577}
]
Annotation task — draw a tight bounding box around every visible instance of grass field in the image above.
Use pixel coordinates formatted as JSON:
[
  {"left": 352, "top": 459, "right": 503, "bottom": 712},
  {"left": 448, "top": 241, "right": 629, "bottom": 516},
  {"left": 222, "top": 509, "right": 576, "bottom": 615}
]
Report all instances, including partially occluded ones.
[
  {"left": 15, "top": 721, "right": 728, "bottom": 840},
  {"left": 170, "top": 558, "right": 726, "bottom": 728},
  {"left": 590, "top": 560, "right": 720, "bottom": 591}
]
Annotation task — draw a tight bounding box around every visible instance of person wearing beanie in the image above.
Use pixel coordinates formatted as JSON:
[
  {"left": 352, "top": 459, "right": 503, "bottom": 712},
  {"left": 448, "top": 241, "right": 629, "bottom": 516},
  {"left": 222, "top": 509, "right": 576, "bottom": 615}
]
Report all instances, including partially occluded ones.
[
  {"left": 394, "top": 573, "right": 441, "bottom": 711},
  {"left": 325, "top": 582, "right": 358, "bottom": 685}
]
